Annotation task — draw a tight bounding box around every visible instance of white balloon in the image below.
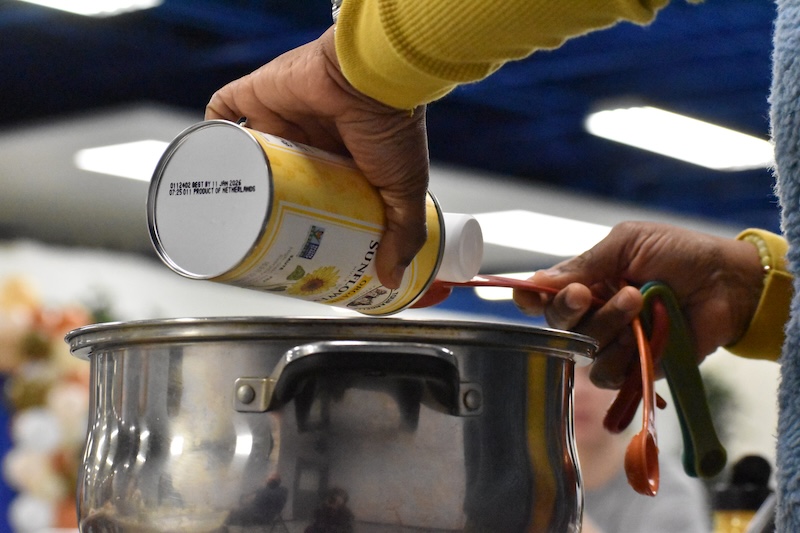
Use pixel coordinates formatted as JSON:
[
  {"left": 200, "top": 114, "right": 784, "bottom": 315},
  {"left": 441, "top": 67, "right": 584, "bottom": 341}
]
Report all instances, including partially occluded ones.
[
  {"left": 1, "top": 447, "right": 66, "bottom": 501},
  {"left": 47, "top": 383, "right": 90, "bottom": 443},
  {"left": 8, "top": 494, "right": 55, "bottom": 532},
  {"left": 12, "top": 408, "right": 63, "bottom": 452}
]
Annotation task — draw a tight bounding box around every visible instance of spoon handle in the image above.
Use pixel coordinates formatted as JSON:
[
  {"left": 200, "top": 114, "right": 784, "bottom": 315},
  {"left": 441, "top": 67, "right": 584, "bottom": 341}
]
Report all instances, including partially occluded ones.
[
  {"left": 640, "top": 282, "right": 727, "bottom": 479},
  {"left": 434, "top": 274, "right": 606, "bottom": 307}
]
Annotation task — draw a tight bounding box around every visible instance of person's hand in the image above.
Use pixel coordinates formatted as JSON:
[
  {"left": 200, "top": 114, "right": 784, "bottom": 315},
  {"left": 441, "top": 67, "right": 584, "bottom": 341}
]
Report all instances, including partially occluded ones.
[
  {"left": 513, "top": 221, "right": 764, "bottom": 388},
  {"left": 205, "top": 27, "right": 429, "bottom": 288}
]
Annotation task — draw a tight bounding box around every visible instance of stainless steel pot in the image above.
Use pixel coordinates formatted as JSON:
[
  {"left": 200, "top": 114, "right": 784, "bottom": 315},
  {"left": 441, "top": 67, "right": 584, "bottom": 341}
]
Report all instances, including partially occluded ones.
[{"left": 66, "top": 317, "right": 596, "bottom": 533}]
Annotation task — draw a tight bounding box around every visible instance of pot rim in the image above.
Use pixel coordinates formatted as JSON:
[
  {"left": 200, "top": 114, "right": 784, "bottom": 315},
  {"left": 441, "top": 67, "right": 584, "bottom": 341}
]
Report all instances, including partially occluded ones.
[{"left": 65, "top": 316, "right": 597, "bottom": 364}]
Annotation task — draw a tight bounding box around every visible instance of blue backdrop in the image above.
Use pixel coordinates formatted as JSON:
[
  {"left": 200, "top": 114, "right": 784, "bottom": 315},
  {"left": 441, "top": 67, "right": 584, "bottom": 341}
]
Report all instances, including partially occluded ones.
[{"left": 0, "top": 377, "right": 17, "bottom": 533}]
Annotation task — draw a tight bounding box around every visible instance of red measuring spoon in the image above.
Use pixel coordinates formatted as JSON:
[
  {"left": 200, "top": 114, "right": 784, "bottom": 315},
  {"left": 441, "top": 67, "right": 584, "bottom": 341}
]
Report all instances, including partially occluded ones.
[
  {"left": 604, "top": 298, "right": 670, "bottom": 434},
  {"left": 412, "top": 274, "right": 606, "bottom": 308}
]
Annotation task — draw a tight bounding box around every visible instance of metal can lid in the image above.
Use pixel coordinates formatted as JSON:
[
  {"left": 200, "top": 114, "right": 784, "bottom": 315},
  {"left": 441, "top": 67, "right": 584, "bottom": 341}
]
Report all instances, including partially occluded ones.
[{"left": 147, "top": 121, "right": 272, "bottom": 279}]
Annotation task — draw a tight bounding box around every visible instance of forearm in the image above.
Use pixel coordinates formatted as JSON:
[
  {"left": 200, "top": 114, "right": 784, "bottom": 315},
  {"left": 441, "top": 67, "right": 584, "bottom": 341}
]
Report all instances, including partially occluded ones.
[{"left": 335, "top": 0, "right": 682, "bottom": 109}]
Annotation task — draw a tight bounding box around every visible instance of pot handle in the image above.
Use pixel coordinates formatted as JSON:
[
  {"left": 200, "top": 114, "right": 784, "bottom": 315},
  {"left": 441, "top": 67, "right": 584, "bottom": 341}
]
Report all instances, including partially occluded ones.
[{"left": 233, "top": 340, "right": 482, "bottom": 416}]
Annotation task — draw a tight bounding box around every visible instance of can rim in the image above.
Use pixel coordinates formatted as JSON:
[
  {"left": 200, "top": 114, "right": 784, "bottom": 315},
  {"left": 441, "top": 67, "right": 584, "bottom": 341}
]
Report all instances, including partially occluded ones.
[
  {"left": 400, "top": 191, "right": 446, "bottom": 312},
  {"left": 146, "top": 120, "right": 273, "bottom": 279}
]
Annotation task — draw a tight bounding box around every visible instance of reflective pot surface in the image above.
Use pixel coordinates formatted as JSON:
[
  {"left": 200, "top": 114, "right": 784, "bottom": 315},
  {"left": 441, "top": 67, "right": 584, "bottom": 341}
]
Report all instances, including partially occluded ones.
[{"left": 66, "top": 317, "right": 597, "bottom": 533}]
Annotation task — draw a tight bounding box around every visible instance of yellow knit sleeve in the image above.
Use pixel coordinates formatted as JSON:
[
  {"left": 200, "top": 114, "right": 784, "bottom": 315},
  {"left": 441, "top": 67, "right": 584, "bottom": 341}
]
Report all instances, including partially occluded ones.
[
  {"left": 725, "top": 229, "right": 792, "bottom": 361},
  {"left": 335, "top": 0, "right": 689, "bottom": 109}
]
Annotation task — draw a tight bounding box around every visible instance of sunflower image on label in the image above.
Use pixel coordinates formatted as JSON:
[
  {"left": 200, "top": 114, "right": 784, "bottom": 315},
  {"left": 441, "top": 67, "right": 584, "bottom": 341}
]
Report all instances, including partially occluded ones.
[
  {"left": 218, "top": 200, "right": 402, "bottom": 311},
  {"left": 147, "top": 120, "right": 445, "bottom": 316}
]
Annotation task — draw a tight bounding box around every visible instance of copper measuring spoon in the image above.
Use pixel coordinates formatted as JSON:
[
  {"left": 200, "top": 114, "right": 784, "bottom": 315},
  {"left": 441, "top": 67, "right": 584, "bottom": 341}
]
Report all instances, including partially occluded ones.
[{"left": 625, "top": 315, "right": 660, "bottom": 496}]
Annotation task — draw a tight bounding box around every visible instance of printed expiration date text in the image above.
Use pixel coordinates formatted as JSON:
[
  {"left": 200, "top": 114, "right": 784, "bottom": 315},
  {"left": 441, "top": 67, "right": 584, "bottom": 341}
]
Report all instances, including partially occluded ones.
[{"left": 168, "top": 180, "right": 256, "bottom": 196}]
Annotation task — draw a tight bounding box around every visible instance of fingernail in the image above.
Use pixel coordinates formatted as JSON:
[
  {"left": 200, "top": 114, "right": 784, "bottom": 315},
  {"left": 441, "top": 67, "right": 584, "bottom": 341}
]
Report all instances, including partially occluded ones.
[
  {"left": 614, "top": 289, "right": 639, "bottom": 313},
  {"left": 564, "top": 289, "right": 584, "bottom": 311}
]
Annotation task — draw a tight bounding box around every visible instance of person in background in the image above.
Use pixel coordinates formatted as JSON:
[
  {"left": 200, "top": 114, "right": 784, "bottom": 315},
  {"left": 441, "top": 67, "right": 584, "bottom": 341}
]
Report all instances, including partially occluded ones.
[
  {"left": 573, "top": 364, "right": 711, "bottom": 533},
  {"left": 203, "top": 0, "right": 800, "bottom": 527}
]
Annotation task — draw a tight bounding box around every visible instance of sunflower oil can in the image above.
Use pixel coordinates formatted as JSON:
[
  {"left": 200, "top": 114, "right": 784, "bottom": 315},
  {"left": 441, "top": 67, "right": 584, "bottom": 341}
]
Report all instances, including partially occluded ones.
[{"left": 147, "top": 120, "right": 481, "bottom": 315}]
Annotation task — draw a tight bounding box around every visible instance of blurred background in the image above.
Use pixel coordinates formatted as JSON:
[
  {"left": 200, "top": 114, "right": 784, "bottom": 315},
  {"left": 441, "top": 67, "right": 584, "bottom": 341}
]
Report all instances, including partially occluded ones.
[{"left": 0, "top": 0, "right": 782, "bottom": 530}]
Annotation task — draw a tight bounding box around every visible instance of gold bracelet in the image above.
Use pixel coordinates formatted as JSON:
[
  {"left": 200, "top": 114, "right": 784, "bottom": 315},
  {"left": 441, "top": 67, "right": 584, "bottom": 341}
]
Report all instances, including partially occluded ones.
[{"left": 740, "top": 233, "right": 776, "bottom": 273}]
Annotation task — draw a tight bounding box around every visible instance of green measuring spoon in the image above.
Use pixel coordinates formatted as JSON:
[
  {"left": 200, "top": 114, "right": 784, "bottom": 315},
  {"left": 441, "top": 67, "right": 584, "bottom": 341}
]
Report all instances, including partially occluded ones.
[{"left": 640, "top": 281, "right": 727, "bottom": 478}]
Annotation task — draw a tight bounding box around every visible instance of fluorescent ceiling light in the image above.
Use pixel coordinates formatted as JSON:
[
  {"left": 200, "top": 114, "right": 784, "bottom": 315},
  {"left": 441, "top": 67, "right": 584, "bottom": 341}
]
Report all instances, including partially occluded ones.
[
  {"left": 474, "top": 210, "right": 611, "bottom": 257},
  {"left": 17, "top": 0, "right": 162, "bottom": 17},
  {"left": 74, "top": 140, "right": 168, "bottom": 182},
  {"left": 585, "top": 105, "right": 774, "bottom": 171},
  {"left": 473, "top": 272, "right": 535, "bottom": 301}
]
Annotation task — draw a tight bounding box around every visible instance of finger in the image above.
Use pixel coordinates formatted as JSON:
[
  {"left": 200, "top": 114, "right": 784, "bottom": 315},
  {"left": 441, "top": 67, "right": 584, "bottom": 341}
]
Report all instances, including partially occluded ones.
[
  {"left": 348, "top": 118, "right": 431, "bottom": 289},
  {"left": 534, "top": 232, "right": 631, "bottom": 294},
  {"left": 542, "top": 283, "right": 595, "bottom": 330},
  {"left": 205, "top": 74, "right": 294, "bottom": 136},
  {"left": 374, "top": 195, "right": 428, "bottom": 288},
  {"left": 574, "top": 286, "right": 642, "bottom": 345},
  {"left": 205, "top": 78, "right": 250, "bottom": 122},
  {"left": 588, "top": 327, "right": 639, "bottom": 389},
  {"left": 512, "top": 286, "right": 550, "bottom": 316}
]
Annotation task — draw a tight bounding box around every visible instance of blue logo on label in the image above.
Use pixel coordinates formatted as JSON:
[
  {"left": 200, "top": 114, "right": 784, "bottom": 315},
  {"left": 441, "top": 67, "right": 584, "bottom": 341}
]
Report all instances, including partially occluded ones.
[{"left": 299, "top": 226, "right": 325, "bottom": 259}]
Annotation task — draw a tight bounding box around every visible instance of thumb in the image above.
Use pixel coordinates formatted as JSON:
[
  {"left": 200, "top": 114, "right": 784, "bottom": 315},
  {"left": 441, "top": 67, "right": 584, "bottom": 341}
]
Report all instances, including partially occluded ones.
[{"left": 374, "top": 195, "right": 428, "bottom": 288}]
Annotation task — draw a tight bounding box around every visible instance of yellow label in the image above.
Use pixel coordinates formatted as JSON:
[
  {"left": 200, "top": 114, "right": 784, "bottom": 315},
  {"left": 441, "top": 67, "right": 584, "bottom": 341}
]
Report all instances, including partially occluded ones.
[{"left": 214, "top": 130, "right": 443, "bottom": 315}]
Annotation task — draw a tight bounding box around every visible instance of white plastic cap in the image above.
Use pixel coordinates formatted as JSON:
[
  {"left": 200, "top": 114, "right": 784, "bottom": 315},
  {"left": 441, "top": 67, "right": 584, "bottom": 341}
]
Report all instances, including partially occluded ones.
[{"left": 437, "top": 213, "right": 484, "bottom": 283}]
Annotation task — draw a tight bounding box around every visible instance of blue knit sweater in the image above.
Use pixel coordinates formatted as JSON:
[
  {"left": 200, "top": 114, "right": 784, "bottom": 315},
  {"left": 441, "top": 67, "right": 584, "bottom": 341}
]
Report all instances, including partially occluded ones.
[{"left": 771, "top": 1, "right": 800, "bottom": 529}]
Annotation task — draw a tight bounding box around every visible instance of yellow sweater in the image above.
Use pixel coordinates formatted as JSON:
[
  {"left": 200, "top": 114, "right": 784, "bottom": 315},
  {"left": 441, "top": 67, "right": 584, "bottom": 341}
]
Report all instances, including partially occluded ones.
[
  {"left": 334, "top": 0, "right": 789, "bottom": 361},
  {"left": 726, "top": 230, "right": 792, "bottom": 361},
  {"left": 335, "top": 0, "right": 684, "bottom": 109}
]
